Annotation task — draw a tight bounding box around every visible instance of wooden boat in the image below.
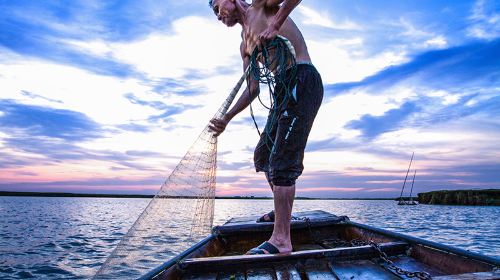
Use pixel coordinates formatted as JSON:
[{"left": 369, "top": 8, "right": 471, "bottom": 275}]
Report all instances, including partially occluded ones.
[{"left": 140, "top": 210, "right": 500, "bottom": 280}]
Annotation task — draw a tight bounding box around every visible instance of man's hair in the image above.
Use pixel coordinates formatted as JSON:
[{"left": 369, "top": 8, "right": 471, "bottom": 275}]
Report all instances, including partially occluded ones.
[{"left": 209, "top": 0, "right": 248, "bottom": 9}]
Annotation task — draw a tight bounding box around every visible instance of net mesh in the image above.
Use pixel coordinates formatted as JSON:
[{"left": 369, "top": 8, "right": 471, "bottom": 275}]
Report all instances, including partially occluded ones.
[{"left": 93, "top": 71, "right": 248, "bottom": 279}]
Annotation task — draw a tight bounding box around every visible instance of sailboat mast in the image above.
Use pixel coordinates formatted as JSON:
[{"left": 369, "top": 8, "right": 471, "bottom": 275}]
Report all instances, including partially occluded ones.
[
  {"left": 409, "top": 170, "right": 417, "bottom": 202},
  {"left": 398, "top": 152, "right": 414, "bottom": 201}
]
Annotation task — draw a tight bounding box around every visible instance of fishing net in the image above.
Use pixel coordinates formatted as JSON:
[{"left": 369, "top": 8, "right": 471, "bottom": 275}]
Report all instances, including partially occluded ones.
[{"left": 93, "top": 71, "right": 248, "bottom": 279}]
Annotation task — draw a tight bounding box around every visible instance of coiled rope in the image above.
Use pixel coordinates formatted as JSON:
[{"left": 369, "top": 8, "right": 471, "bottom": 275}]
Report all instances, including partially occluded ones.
[{"left": 248, "top": 36, "right": 297, "bottom": 152}]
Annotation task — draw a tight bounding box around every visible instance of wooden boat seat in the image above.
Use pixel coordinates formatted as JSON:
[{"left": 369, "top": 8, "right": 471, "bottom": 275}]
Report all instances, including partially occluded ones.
[{"left": 179, "top": 241, "right": 408, "bottom": 272}]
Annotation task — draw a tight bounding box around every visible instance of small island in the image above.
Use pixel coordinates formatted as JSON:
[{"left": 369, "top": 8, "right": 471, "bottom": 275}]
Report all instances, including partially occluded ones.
[{"left": 418, "top": 189, "right": 500, "bottom": 206}]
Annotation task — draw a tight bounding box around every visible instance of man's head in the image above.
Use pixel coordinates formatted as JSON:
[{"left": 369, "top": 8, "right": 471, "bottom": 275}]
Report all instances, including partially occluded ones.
[{"left": 209, "top": 0, "right": 241, "bottom": 27}]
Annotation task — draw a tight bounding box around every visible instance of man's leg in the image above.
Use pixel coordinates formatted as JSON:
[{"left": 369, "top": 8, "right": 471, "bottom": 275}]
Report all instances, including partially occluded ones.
[
  {"left": 266, "top": 65, "right": 322, "bottom": 251},
  {"left": 268, "top": 184, "right": 295, "bottom": 253},
  {"left": 255, "top": 173, "right": 276, "bottom": 223}
]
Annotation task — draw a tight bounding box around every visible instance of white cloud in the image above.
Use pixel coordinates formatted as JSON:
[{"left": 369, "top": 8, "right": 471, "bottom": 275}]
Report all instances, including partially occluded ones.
[
  {"left": 110, "top": 16, "right": 241, "bottom": 79},
  {"left": 65, "top": 40, "right": 114, "bottom": 57},
  {"left": 0, "top": 59, "right": 250, "bottom": 173},
  {"left": 425, "top": 89, "right": 463, "bottom": 105},
  {"left": 424, "top": 36, "right": 447, "bottom": 48},
  {"left": 307, "top": 37, "right": 408, "bottom": 84},
  {"left": 398, "top": 18, "right": 448, "bottom": 49},
  {"left": 467, "top": 0, "right": 500, "bottom": 40},
  {"left": 0, "top": 58, "right": 156, "bottom": 124},
  {"left": 376, "top": 122, "right": 500, "bottom": 168},
  {"left": 64, "top": 16, "right": 243, "bottom": 80},
  {"left": 305, "top": 150, "right": 394, "bottom": 172},
  {"left": 297, "top": 5, "right": 361, "bottom": 30}
]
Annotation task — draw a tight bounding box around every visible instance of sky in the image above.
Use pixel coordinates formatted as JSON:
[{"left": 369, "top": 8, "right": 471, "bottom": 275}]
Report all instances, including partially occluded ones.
[{"left": 0, "top": 0, "right": 499, "bottom": 198}]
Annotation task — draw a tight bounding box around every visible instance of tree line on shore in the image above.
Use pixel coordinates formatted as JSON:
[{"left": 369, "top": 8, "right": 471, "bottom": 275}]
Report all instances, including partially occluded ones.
[{"left": 418, "top": 189, "right": 500, "bottom": 206}]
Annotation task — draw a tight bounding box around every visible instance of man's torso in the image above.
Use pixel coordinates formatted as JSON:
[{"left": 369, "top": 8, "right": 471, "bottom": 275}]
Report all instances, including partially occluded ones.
[{"left": 241, "top": 1, "right": 311, "bottom": 63}]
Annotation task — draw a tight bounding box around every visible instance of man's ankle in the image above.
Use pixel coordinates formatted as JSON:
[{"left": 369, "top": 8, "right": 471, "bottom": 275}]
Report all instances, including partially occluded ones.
[{"left": 270, "top": 235, "right": 291, "bottom": 246}]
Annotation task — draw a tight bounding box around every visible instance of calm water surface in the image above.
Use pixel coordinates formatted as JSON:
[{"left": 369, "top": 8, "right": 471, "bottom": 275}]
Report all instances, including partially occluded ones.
[{"left": 0, "top": 197, "right": 499, "bottom": 279}]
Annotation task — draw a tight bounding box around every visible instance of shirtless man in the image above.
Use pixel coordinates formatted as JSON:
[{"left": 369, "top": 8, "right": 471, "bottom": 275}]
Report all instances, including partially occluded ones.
[{"left": 208, "top": 0, "right": 323, "bottom": 254}]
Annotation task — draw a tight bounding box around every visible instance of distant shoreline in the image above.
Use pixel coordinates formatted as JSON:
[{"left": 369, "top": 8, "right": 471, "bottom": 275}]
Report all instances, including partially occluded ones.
[
  {"left": 418, "top": 189, "right": 499, "bottom": 206},
  {"left": 0, "top": 191, "right": 395, "bottom": 200}
]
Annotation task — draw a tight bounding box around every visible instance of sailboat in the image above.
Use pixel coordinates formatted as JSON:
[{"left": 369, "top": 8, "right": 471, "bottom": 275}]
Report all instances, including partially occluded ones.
[
  {"left": 397, "top": 153, "right": 418, "bottom": 205},
  {"left": 403, "top": 170, "right": 419, "bottom": 205}
]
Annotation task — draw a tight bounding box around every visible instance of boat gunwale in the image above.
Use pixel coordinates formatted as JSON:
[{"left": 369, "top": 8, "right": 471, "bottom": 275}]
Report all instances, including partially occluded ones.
[
  {"left": 348, "top": 221, "right": 500, "bottom": 267},
  {"left": 138, "top": 234, "right": 215, "bottom": 280}
]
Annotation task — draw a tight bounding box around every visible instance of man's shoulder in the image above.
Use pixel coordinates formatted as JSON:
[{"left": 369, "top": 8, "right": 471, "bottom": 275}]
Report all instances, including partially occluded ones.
[
  {"left": 253, "top": 0, "right": 283, "bottom": 8},
  {"left": 249, "top": 0, "right": 269, "bottom": 9}
]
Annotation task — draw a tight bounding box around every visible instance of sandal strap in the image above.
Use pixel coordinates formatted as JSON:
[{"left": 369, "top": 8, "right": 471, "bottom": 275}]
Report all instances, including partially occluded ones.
[
  {"left": 247, "top": 248, "right": 266, "bottom": 255},
  {"left": 267, "top": 210, "right": 275, "bottom": 221},
  {"left": 257, "top": 241, "right": 280, "bottom": 254},
  {"left": 257, "top": 210, "right": 275, "bottom": 222}
]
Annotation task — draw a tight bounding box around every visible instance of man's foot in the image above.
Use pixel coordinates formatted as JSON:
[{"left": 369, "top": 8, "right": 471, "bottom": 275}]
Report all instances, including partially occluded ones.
[
  {"left": 246, "top": 240, "right": 293, "bottom": 255},
  {"left": 256, "top": 210, "right": 275, "bottom": 222},
  {"left": 246, "top": 241, "right": 280, "bottom": 255}
]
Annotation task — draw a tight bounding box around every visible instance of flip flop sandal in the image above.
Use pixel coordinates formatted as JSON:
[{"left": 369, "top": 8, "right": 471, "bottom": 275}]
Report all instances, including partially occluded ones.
[
  {"left": 256, "top": 210, "right": 299, "bottom": 223},
  {"left": 256, "top": 210, "right": 275, "bottom": 222},
  {"left": 246, "top": 241, "right": 280, "bottom": 255}
]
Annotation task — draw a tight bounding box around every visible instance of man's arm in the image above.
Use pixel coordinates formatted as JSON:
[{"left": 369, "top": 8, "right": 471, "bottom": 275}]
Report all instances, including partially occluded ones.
[
  {"left": 258, "top": 0, "right": 302, "bottom": 42},
  {"left": 208, "top": 43, "right": 260, "bottom": 137}
]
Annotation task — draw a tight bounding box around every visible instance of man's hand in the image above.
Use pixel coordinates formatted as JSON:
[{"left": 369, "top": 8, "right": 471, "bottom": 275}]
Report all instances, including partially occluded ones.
[
  {"left": 208, "top": 115, "right": 230, "bottom": 137},
  {"left": 258, "top": 22, "right": 279, "bottom": 47}
]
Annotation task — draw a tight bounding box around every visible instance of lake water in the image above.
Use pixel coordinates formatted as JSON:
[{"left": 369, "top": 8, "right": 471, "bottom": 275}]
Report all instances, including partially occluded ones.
[{"left": 0, "top": 197, "right": 499, "bottom": 279}]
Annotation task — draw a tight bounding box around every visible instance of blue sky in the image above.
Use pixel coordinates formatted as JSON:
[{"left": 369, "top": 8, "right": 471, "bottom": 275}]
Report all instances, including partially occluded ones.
[{"left": 0, "top": 0, "right": 499, "bottom": 198}]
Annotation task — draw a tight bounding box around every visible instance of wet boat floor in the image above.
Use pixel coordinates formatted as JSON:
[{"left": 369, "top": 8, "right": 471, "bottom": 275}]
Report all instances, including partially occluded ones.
[{"left": 182, "top": 258, "right": 442, "bottom": 279}]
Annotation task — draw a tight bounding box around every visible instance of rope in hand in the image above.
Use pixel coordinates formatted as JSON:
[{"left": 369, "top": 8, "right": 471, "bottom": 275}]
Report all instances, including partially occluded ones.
[{"left": 248, "top": 36, "right": 297, "bottom": 152}]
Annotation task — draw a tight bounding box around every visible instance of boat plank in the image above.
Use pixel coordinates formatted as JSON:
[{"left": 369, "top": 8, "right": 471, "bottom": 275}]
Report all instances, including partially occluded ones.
[
  {"left": 432, "top": 272, "right": 500, "bottom": 280},
  {"left": 303, "top": 260, "right": 337, "bottom": 280},
  {"left": 331, "top": 259, "right": 400, "bottom": 280},
  {"left": 246, "top": 268, "right": 276, "bottom": 280},
  {"left": 216, "top": 271, "right": 246, "bottom": 280},
  {"left": 275, "top": 264, "right": 301, "bottom": 280}
]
